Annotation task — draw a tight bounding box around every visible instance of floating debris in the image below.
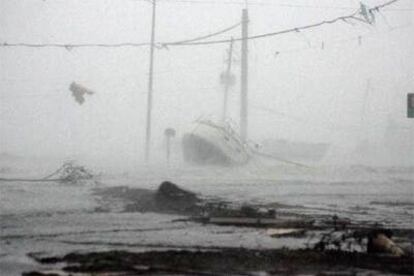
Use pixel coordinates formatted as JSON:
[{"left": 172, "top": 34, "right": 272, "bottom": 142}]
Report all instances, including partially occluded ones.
[
  {"left": 0, "top": 161, "right": 94, "bottom": 184},
  {"left": 267, "top": 228, "right": 306, "bottom": 238},
  {"left": 43, "top": 161, "right": 94, "bottom": 184}
]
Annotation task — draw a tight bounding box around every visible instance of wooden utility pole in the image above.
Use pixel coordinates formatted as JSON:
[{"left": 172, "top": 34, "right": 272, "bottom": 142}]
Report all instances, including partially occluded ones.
[
  {"left": 240, "top": 9, "right": 249, "bottom": 142},
  {"left": 145, "top": 0, "right": 157, "bottom": 162},
  {"left": 221, "top": 38, "right": 234, "bottom": 122}
]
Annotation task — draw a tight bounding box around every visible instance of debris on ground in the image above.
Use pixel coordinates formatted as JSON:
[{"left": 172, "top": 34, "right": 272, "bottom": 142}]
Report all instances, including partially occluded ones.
[
  {"left": 95, "top": 181, "right": 204, "bottom": 214},
  {"left": 154, "top": 181, "right": 202, "bottom": 211},
  {"left": 0, "top": 161, "right": 94, "bottom": 184},
  {"left": 85, "top": 181, "right": 414, "bottom": 275},
  {"left": 22, "top": 272, "right": 61, "bottom": 276},
  {"left": 311, "top": 225, "right": 409, "bottom": 259},
  {"left": 267, "top": 228, "right": 306, "bottom": 238},
  {"left": 367, "top": 229, "right": 405, "bottom": 257},
  {"left": 95, "top": 181, "right": 315, "bottom": 228},
  {"left": 25, "top": 247, "right": 414, "bottom": 276},
  {"left": 43, "top": 161, "right": 94, "bottom": 184}
]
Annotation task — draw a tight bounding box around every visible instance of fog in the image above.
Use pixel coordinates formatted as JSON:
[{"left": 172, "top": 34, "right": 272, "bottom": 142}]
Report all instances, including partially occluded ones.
[
  {"left": 1, "top": 0, "right": 413, "bottom": 170},
  {"left": 2, "top": 3, "right": 414, "bottom": 275}
]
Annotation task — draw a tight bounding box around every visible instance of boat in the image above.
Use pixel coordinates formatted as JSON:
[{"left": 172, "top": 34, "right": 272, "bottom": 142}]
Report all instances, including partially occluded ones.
[
  {"left": 182, "top": 119, "right": 250, "bottom": 166},
  {"left": 181, "top": 23, "right": 251, "bottom": 166},
  {"left": 181, "top": 9, "right": 307, "bottom": 167}
]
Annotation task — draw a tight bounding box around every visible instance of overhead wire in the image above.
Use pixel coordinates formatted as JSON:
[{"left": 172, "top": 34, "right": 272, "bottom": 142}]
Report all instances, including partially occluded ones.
[
  {"left": 271, "top": 23, "right": 411, "bottom": 56},
  {"left": 0, "top": 0, "right": 403, "bottom": 49},
  {"left": 174, "top": 0, "right": 401, "bottom": 45},
  {"left": 28, "top": 0, "right": 412, "bottom": 11},
  {"left": 161, "top": 21, "right": 241, "bottom": 47},
  {"left": 157, "top": 0, "right": 411, "bottom": 11},
  {"left": 0, "top": 21, "right": 241, "bottom": 49},
  {"left": 0, "top": 42, "right": 148, "bottom": 49}
]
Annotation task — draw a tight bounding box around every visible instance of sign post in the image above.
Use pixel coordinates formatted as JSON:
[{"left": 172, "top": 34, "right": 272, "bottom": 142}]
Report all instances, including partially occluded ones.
[{"left": 164, "top": 128, "right": 176, "bottom": 163}]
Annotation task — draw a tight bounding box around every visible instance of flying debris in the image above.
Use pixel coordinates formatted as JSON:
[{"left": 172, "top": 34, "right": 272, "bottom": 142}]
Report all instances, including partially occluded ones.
[{"left": 69, "top": 82, "right": 95, "bottom": 105}]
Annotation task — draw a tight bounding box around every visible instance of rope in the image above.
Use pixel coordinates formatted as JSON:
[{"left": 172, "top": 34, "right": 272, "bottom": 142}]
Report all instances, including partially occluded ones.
[{"left": 252, "top": 150, "right": 312, "bottom": 169}]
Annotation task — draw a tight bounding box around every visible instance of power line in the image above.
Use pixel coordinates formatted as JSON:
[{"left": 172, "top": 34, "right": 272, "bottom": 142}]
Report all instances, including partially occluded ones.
[
  {"left": 0, "top": 42, "right": 148, "bottom": 49},
  {"left": 160, "top": 0, "right": 412, "bottom": 11},
  {"left": 173, "top": 0, "right": 401, "bottom": 45},
  {"left": 15, "top": 0, "right": 414, "bottom": 11},
  {"left": 0, "top": 0, "right": 402, "bottom": 49},
  {"left": 272, "top": 23, "right": 411, "bottom": 56},
  {"left": 157, "top": 0, "right": 410, "bottom": 10},
  {"left": 162, "top": 22, "right": 241, "bottom": 46},
  {"left": 0, "top": 22, "right": 240, "bottom": 49},
  {"left": 169, "top": 0, "right": 353, "bottom": 10}
]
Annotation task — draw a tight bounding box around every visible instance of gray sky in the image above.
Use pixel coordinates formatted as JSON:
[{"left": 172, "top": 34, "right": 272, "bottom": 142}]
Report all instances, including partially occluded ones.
[{"left": 0, "top": 0, "right": 413, "bottom": 166}]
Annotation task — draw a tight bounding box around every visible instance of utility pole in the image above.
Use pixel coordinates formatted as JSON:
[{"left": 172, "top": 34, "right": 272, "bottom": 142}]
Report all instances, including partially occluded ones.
[
  {"left": 240, "top": 9, "right": 249, "bottom": 142},
  {"left": 221, "top": 38, "right": 234, "bottom": 122},
  {"left": 145, "top": 0, "right": 156, "bottom": 162}
]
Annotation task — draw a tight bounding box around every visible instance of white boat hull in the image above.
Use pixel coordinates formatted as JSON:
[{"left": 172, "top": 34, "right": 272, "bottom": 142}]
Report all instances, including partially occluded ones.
[{"left": 182, "top": 121, "right": 250, "bottom": 166}]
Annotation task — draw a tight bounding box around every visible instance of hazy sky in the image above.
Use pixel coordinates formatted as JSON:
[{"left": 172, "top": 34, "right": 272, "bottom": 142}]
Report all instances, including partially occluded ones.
[{"left": 0, "top": 0, "right": 413, "bottom": 165}]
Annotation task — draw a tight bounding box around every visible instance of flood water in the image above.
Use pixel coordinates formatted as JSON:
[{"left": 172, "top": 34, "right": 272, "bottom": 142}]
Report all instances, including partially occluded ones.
[{"left": 1, "top": 162, "right": 413, "bottom": 275}]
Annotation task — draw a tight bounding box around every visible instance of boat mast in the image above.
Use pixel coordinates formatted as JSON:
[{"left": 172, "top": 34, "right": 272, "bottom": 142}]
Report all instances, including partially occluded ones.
[
  {"left": 221, "top": 38, "right": 234, "bottom": 122},
  {"left": 240, "top": 9, "right": 249, "bottom": 142}
]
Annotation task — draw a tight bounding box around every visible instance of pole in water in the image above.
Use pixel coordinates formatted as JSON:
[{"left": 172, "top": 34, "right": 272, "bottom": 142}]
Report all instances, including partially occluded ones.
[
  {"left": 164, "top": 128, "right": 176, "bottom": 163},
  {"left": 240, "top": 9, "right": 249, "bottom": 142},
  {"left": 145, "top": 0, "right": 157, "bottom": 162}
]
